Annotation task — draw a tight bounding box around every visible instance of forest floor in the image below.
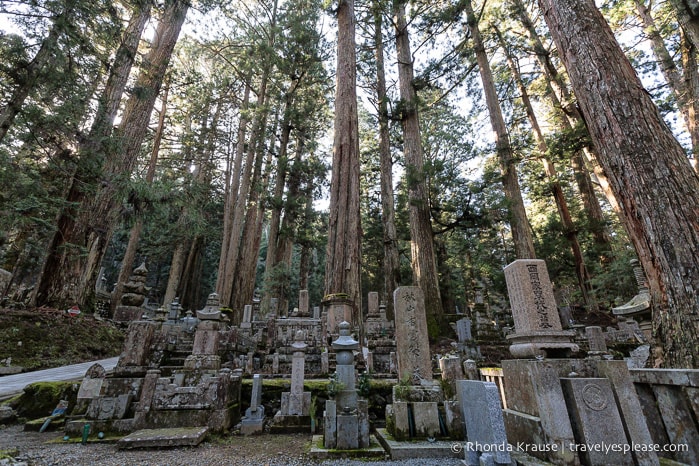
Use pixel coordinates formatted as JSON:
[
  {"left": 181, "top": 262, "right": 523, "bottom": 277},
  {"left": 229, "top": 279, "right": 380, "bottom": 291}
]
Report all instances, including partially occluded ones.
[{"left": 0, "top": 308, "right": 125, "bottom": 372}]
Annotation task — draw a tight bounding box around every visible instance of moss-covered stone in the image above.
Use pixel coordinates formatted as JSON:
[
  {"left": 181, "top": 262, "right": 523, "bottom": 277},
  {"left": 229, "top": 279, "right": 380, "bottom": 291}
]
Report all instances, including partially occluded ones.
[{"left": 9, "top": 381, "right": 78, "bottom": 420}]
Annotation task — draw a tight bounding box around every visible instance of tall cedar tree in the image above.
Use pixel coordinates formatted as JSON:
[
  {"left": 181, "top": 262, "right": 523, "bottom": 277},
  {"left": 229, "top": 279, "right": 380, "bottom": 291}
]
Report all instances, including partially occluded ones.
[
  {"left": 538, "top": 0, "right": 699, "bottom": 368},
  {"left": 465, "top": 0, "right": 536, "bottom": 259},
  {"left": 394, "top": 0, "right": 444, "bottom": 333},
  {"left": 324, "top": 0, "right": 362, "bottom": 316}
]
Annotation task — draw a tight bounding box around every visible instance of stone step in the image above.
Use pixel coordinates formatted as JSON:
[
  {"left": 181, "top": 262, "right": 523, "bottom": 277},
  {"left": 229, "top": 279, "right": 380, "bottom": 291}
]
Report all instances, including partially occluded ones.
[{"left": 116, "top": 426, "right": 208, "bottom": 449}]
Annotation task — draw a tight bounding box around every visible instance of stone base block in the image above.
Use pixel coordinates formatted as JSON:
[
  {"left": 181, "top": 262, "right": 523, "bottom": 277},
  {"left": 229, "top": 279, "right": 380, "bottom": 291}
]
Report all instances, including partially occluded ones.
[
  {"left": 240, "top": 417, "right": 264, "bottom": 435},
  {"left": 113, "top": 306, "right": 146, "bottom": 322},
  {"left": 183, "top": 355, "right": 221, "bottom": 371},
  {"left": 506, "top": 331, "right": 579, "bottom": 358},
  {"left": 117, "top": 426, "right": 208, "bottom": 449},
  {"left": 269, "top": 413, "right": 312, "bottom": 433}
]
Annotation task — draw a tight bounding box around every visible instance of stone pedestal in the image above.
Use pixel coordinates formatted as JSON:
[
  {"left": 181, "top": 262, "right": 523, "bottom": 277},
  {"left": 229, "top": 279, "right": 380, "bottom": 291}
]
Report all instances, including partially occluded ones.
[
  {"left": 501, "top": 358, "right": 658, "bottom": 465},
  {"left": 271, "top": 331, "right": 311, "bottom": 433}
]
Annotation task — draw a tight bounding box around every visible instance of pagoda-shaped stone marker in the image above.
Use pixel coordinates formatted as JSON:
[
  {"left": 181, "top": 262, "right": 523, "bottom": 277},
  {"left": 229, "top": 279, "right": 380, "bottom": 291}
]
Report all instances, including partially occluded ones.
[
  {"left": 504, "top": 260, "right": 578, "bottom": 358},
  {"left": 241, "top": 374, "right": 265, "bottom": 435},
  {"left": 114, "top": 262, "right": 149, "bottom": 322},
  {"left": 323, "top": 321, "right": 369, "bottom": 450},
  {"left": 394, "top": 287, "right": 432, "bottom": 383}
]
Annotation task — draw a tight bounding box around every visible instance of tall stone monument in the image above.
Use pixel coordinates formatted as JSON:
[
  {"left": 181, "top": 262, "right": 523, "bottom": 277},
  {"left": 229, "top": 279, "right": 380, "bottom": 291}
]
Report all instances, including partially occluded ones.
[
  {"left": 504, "top": 260, "right": 578, "bottom": 358},
  {"left": 270, "top": 330, "right": 312, "bottom": 433},
  {"left": 393, "top": 287, "right": 433, "bottom": 383}
]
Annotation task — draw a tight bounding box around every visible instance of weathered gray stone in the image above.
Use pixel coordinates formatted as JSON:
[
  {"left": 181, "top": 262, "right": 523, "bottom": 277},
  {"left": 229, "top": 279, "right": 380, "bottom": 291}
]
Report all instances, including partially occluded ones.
[
  {"left": 241, "top": 374, "right": 265, "bottom": 435},
  {"left": 585, "top": 326, "right": 607, "bottom": 354},
  {"left": 336, "top": 413, "right": 359, "bottom": 450},
  {"left": 299, "top": 290, "right": 310, "bottom": 317},
  {"left": 439, "top": 355, "right": 463, "bottom": 399},
  {"left": 652, "top": 384, "right": 699, "bottom": 464},
  {"left": 443, "top": 400, "right": 464, "bottom": 439},
  {"left": 595, "top": 360, "right": 659, "bottom": 465},
  {"left": 394, "top": 287, "right": 433, "bottom": 383},
  {"left": 503, "top": 260, "right": 578, "bottom": 358},
  {"left": 457, "top": 380, "right": 510, "bottom": 466},
  {"left": 456, "top": 318, "right": 472, "bottom": 342},
  {"left": 324, "top": 400, "right": 337, "bottom": 448},
  {"left": 368, "top": 292, "right": 379, "bottom": 317},
  {"left": 117, "top": 426, "right": 208, "bottom": 449},
  {"left": 561, "top": 377, "right": 632, "bottom": 465},
  {"left": 412, "top": 402, "right": 440, "bottom": 438},
  {"left": 77, "top": 377, "right": 104, "bottom": 400},
  {"left": 501, "top": 359, "right": 578, "bottom": 464}
]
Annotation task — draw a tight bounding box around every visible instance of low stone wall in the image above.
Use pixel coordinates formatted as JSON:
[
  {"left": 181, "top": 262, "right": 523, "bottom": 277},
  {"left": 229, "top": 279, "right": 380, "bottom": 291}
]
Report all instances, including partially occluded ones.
[{"left": 630, "top": 368, "right": 699, "bottom": 464}]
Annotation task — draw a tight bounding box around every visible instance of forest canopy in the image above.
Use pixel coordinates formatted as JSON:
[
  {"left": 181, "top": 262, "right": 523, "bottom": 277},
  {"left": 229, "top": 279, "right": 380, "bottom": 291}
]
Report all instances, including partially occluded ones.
[{"left": 1, "top": 0, "right": 698, "bottom": 367}]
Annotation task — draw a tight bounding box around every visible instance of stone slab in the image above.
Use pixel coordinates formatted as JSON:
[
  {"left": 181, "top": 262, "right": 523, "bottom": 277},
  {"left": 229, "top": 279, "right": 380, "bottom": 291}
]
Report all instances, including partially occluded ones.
[
  {"left": 117, "top": 426, "right": 208, "bottom": 449},
  {"left": 457, "top": 380, "right": 510, "bottom": 465},
  {"left": 374, "top": 428, "right": 461, "bottom": 459},
  {"left": 561, "top": 377, "right": 632, "bottom": 465},
  {"left": 310, "top": 434, "right": 385, "bottom": 459},
  {"left": 411, "top": 402, "right": 440, "bottom": 438},
  {"left": 394, "top": 287, "right": 433, "bottom": 383}
]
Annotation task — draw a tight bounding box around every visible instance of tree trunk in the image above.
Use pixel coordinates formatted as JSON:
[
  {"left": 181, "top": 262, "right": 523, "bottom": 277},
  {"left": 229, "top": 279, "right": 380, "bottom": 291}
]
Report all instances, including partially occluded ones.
[
  {"left": 511, "top": 0, "right": 615, "bottom": 254},
  {"left": 163, "top": 240, "right": 188, "bottom": 307},
  {"left": 220, "top": 5, "right": 277, "bottom": 307},
  {"left": 0, "top": 4, "right": 69, "bottom": 143},
  {"left": 538, "top": 0, "right": 699, "bottom": 368},
  {"left": 681, "top": 29, "right": 699, "bottom": 173},
  {"left": 669, "top": 0, "right": 699, "bottom": 50},
  {"left": 31, "top": 1, "right": 154, "bottom": 309},
  {"left": 231, "top": 107, "right": 278, "bottom": 313},
  {"left": 110, "top": 77, "right": 169, "bottom": 313},
  {"left": 466, "top": 0, "right": 536, "bottom": 260},
  {"left": 324, "top": 0, "right": 362, "bottom": 317},
  {"left": 635, "top": 0, "right": 699, "bottom": 171},
  {"left": 496, "top": 26, "right": 594, "bottom": 309},
  {"left": 374, "top": 0, "right": 400, "bottom": 319},
  {"left": 394, "top": 0, "right": 443, "bottom": 335},
  {"left": 80, "top": 0, "right": 187, "bottom": 311},
  {"left": 217, "top": 77, "right": 252, "bottom": 295}
]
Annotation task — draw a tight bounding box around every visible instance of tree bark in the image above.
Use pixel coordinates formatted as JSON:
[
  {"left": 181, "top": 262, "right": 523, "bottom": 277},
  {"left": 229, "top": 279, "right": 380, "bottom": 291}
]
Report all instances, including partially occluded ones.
[
  {"left": 32, "top": 1, "right": 154, "bottom": 308},
  {"left": 110, "top": 77, "right": 169, "bottom": 313},
  {"left": 681, "top": 29, "right": 699, "bottom": 173},
  {"left": 465, "top": 0, "right": 536, "bottom": 260},
  {"left": 393, "top": 0, "right": 443, "bottom": 334},
  {"left": 374, "top": 0, "right": 400, "bottom": 319},
  {"left": 217, "top": 76, "right": 251, "bottom": 297},
  {"left": 0, "top": 3, "right": 70, "bottom": 143},
  {"left": 511, "top": 0, "right": 615, "bottom": 254},
  {"left": 669, "top": 0, "right": 699, "bottom": 50},
  {"left": 538, "top": 0, "right": 699, "bottom": 368},
  {"left": 496, "top": 26, "right": 594, "bottom": 309},
  {"left": 324, "top": 0, "right": 362, "bottom": 317}
]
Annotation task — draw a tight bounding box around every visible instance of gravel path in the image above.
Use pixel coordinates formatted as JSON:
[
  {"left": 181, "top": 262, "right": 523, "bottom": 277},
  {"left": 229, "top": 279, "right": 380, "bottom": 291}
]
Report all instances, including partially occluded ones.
[{"left": 0, "top": 425, "right": 465, "bottom": 466}]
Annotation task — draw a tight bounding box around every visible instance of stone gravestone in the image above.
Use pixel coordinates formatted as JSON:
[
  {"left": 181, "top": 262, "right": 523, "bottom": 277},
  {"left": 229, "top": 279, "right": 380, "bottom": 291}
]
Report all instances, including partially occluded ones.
[
  {"left": 456, "top": 318, "right": 472, "bottom": 342},
  {"left": 439, "top": 355, "right": 463, "bottom": 399},
  {"left": 504, "top": 260, "right": 578, "bottom": 358},
  {"left": 585, "top": 326, "right": 608, "bottom": 354},
  {"left": 368, "top": 292, "right": 379, "bottom": 317},
  {"left": 241, "top": 374, "right": 265, "bottom": 435},
  {"left": 78, "top": 363, "right": 106, "bottom": 400},
  {"left": 457, "top": 380, "right": 511, "bottom": 466},
  {"left": 113, "top": 262, "right": 149, "bottom": 322},
  {"left": 561, "top": 377, "right": 633, "bottom": 465},
  {"left": 271, "top": 331, "right": 311, "bottom": 433},
  {"left": 298, "top": 290, "right": 310, "bottom": 317},
  {"left": 323, "top": 321, "right": 370, "bottom": 450},
  {"left": 241, "top": 304, "right": 253, "bottom": 329},
  {"left": 393, "top": 287, "right": 433, "bottom": 383}
]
